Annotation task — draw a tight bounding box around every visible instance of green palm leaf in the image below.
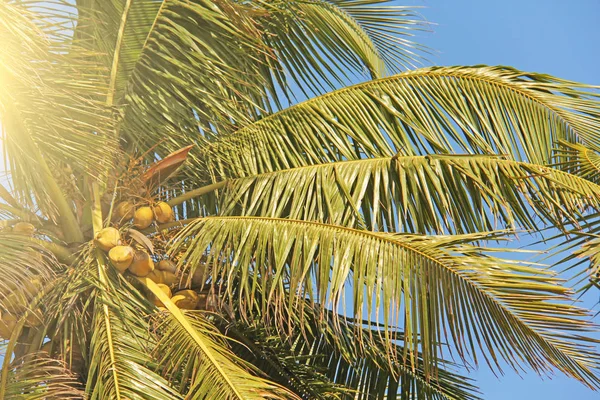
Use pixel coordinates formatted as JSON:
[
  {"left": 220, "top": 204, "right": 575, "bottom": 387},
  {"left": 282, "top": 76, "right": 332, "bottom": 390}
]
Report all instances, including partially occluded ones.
[
  {"left": 1, "top": 355, "right": 84, "bottom": 399},
  {"left": 207, "top": 66, "right": 600, "bottom": 182},
  {"left": 228, "top": 304, "right": 481, "bottom": 400},
  {"left": 169, "top": 217, "right": 600, "bottom": 388},
  {"left": 257, "top": 0, "right": 426, "bottom": 96},
  {"left": 553, "top": 140, "right": 600, "bottom": 184},
  {"left": 84, "top": 250, "right": 183, "bottom": 400},
  {"left": 144, "top": 278, "right": 298, "bottom": 400},
  {"left": 0, "top": 2, "right": 114, "bottom": 239},
  {"left": 0, "top": 232, "right": 57, "bottom": 311},
  {"left": 215, "top": 154, "right": 600, "bottom": 234}
]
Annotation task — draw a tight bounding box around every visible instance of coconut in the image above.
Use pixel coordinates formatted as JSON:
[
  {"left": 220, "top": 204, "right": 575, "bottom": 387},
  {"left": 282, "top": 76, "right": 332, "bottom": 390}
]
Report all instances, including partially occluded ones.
[
  {"left": 0, "top": 313, "right": 17, "bottom": 340},
  {"left": 147, "top": 270, "right": 178, "bottom": 286},
  {"left": 190, "top": 266, "right": 207, "bottom": 287},
  {"left": 114, "top": 201, "right": 135, "bottom": 221},
  {"left": 153, "top": 283, "right": 172, "bottom": 307},
  {"left": 13, "top": 222, "right": 35, "bottom": 235},
  {"left": 157, "top": 259, "right": 177, "bottom": 274},
  {"left": 171, "top": 289, "right": 199, "bottom": 310},
  {"left": 109, "top": 245, "right": 135, "bottom": 273},
  {"left": 134, "top": 206, "right": 154, "bottom": 229},
  {"left": 161, "top": 271, "right": 178, "bottom": 286},
  {"left": 94, "top": 227, "right": 121, "bottom": 251},
  {"left": 128, "top": 250, "right": 155, "bottom": 277},
  {"left": 153, "top": 202, "right": 174, "bottom": 224}
]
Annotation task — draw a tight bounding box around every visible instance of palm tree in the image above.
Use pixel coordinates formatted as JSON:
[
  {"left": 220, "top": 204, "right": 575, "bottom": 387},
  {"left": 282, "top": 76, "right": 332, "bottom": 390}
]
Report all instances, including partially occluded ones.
[{"left": 1, "top": 0, "right": 600, "bottom": 398}]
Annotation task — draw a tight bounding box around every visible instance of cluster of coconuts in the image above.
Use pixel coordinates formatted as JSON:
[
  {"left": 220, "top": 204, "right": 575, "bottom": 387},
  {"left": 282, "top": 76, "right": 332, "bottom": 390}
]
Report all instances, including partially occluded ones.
[
  {"left": 95, "top": 201, "right": 205, "bottom": 310},
  {"left": 113, "top": 200, "right": 174, "bottom": 229},
  {"left": 0, "top": 222, "right": 43, "bottom": 340}
]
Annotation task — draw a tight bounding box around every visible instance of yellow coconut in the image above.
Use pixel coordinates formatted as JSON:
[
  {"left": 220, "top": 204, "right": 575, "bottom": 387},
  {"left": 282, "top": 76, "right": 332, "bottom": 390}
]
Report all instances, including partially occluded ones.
[
  {"left": 133, "top": 206, "right": 154, "bottom": 229},
  {"left": 94, "top": 227, "right": 121, "bottom": 251},
  {"left": 156, "top": 259, "right": 177, "bottom": 274},
  {"left": 153, "top": 283, "right": 172, "bottom": 307},
  {"left": 114, "top": 201, "right": 135, "bottom": 221},
  {"left": 108, "top": 245, "right": 135, "bottom": 273},
  {"left": 171, "top": 289, "right": 199, "bottom": 310},
  {"left": 13, "top": 222, "right": 35, "bottom": 235},
  {"left": 153, "top": 202, "right": 174, "bottom": 224},
  {"left": 128, "top": 250, "right": 155, "bottom": 277},
  {"left": 0, "top": 313, "right": 17, "bottom": 340}
]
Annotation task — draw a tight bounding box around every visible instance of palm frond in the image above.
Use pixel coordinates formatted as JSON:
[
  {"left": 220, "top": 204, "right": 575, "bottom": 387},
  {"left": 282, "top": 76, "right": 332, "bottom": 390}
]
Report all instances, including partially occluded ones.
[
  {"left": 169, "top": 217, "right": 600, "bottom": 388},
  {"left": 0, "top": 232, "right": 58, "bottom": 311},
  {"left": 0, "top": 2, "right": 115, "bottom": 238},
  {"left": 227, "top": 304, "right": 481, "bottom": 400},
  {"left": 217, "top": 154, "right": 600, "bottom": 234},
  {"left": 1, "top": 355, "right": 84, "bottom": 399},
  {"left": 256, "top": 0, "right": 427, "bottom": 97},
  {"left": 144, "top": 278, "right": 297, "bottom": 400},
  {"left": 84, "top": 249, "right": 183, "bottom": 399},
  {"left": 553, "top": 140, "right": 600, "bottom": 184},
  {"left": 207, "top": 66, "right": 600, "bottom": 182}
]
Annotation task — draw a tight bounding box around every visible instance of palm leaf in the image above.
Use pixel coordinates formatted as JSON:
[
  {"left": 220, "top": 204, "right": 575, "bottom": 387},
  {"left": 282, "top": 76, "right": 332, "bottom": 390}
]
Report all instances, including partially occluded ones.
[
  {"left": 0, "top": 2, "right": 115, "bottom": 239},
  {"left": 1, "top": 355, "right": 84, "bottom": 399},
  {"left": 256, "top": 0, "right": 426, "bottom": 97},
  {"left": 227, "top": 303, "right": 482, "bottom": 400},
  {"left": 84, "top": 249, "right": 183, "bottom": 400},
  {"left": 143, "top": 277, "right": 298, "bottom": 400},
  {"left": 169, "top": 217, "right": 600, "bottom": 388},
  {"left": 217, "top": 154, "right": 600, "bottom": 234},
  {"left": 553, "top": 140, "right": 600, "bottom": 184},
  {"left": 0, "top": 232, "right": 58, "bottom": 311},
  {"left": 206, "top": 66, "right": 600, "bottom": 182}
]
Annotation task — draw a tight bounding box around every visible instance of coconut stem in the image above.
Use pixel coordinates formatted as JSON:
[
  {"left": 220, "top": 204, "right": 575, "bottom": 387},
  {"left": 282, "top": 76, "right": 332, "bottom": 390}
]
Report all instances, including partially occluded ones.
[{"left": 167, "top": 181, "right": 226, "bottom": 207}]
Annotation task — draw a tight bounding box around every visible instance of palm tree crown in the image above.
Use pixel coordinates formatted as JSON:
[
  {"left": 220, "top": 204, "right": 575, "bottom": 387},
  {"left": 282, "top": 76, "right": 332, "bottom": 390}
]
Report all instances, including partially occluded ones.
[{"left": 1, "top": 1, "right": 600, "bottom": 399}]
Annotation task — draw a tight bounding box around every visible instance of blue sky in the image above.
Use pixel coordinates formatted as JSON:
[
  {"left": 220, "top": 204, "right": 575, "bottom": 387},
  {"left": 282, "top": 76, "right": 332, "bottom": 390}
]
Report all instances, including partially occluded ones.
[{"left": 411, "top": 0, "right": 600, "bottom": 398}]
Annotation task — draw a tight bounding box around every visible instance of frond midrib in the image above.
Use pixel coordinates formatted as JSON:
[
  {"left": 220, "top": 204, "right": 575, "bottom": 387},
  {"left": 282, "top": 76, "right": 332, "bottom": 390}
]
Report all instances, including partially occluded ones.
[{"left": 217, "top": 152, "right": 600, "bottom": 202}]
